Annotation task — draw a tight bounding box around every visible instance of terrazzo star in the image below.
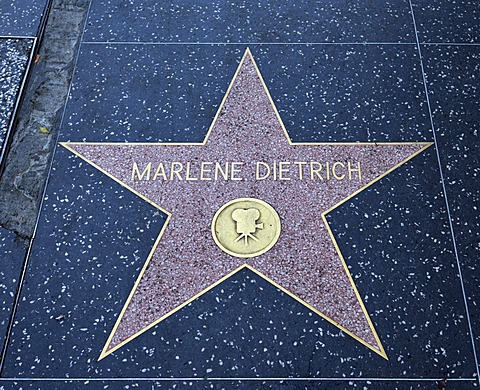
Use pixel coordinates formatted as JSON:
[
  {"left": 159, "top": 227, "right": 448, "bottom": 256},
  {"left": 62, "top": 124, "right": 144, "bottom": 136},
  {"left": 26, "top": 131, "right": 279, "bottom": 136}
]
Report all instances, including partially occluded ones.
[{"left": 62, "top": 49, "right": 432, "bottom": 360}]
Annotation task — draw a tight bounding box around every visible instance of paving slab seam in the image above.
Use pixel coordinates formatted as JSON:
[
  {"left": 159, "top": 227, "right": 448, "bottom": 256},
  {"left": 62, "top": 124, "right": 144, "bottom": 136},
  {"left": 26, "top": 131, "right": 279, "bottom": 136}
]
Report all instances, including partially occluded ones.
[
  {"left": 81, "top": 41, "right": 419, "bottom": 46},
  {"left": 0, "top": 0, "right": 93, "bottom": 375},
  {"left": 409, "top": 0, "right": 480, "bottom": 385},
  {"left": 421, "top": 42, "right": 480, "bottom": 46},
  {"left": 0, "top": 377, "right": 475, "bottom": 382},
  {"left": 80, "top": 41, "right": 480, "bottom": 47},
  {"left": 0, "top": 36, "right": 36, "bottom": 39}
]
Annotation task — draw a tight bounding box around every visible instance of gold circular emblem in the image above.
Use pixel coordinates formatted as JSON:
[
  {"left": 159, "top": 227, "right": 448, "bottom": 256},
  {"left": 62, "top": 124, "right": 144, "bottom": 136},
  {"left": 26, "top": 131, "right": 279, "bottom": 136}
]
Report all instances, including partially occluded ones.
[{"left": 212, "top": 198, "right": 281, "bottom": 258}]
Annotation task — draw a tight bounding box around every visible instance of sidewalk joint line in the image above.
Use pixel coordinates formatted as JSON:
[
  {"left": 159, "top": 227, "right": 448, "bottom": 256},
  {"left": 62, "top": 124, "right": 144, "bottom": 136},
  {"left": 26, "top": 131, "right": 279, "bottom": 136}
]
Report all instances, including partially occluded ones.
[
  {"left": 409, "top": 0, "right": 480, "bottom": 386},
  {"left": 0, "top": 377, "right": 475, "bottom": 382}
]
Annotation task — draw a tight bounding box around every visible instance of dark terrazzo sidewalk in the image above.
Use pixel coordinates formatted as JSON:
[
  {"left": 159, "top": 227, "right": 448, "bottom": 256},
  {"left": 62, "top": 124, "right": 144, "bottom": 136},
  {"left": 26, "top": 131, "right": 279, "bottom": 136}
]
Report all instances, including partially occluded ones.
[{"left": 0, "top": 227, "right": 26, "bottom": 355}]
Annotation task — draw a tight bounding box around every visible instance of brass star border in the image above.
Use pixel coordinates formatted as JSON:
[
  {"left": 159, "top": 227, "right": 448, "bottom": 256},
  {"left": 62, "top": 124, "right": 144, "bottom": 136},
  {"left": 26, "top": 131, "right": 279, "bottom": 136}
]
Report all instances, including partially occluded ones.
[{"left": 60, "top": 48, "right": 433, "bottom": 360}]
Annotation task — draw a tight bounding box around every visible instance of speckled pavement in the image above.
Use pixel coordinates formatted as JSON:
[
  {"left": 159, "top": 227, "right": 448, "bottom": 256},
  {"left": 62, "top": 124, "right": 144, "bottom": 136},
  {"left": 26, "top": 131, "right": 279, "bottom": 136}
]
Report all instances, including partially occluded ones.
[
  {"left": 0, "top": 1, "right": 479, "bottom": 389},
  {"left": 0, "top": 0, "right": 49, "bottom": 381}
]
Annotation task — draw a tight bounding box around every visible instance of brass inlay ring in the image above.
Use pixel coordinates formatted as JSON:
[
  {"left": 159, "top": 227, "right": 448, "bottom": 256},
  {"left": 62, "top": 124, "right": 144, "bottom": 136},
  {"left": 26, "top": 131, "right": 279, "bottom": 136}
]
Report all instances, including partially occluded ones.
[{"left": 212, "top": 198, "right": 281, "bottom": 258}]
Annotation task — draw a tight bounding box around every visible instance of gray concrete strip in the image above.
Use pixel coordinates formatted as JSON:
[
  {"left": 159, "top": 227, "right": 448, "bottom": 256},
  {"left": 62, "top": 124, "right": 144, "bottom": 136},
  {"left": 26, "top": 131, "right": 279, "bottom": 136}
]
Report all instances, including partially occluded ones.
[{"left": 0, "top": 0, "right": 90, "bottom": 240}]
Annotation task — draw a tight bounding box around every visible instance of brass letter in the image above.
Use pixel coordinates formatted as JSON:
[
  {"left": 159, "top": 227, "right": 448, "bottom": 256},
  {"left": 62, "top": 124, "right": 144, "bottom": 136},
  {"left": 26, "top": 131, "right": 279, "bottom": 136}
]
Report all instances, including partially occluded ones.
[
  {"left": 170, "top": 162, "right": 183, "bottom": 180},
  {"left": 200, "top": 162, "right": 212, "bottom": 180},
  {"left": 278, "top": 162, "right": 291, "bottom": 180},
  {"left": 185, "top": 162, "right": 198, "bottom": 181},
  {"left": 214, "top": 162, "right": 228, "bottom": 180},
  {"left": 256, "top": 162, "right": 270, "bottom": 180},
  {"left": 348, "top": 161, "right": 362, "bottom": 180},
  {"left": 332, "top": 162, "right": 345, "bottom": 180},
  {"left": 293, "top": 161, "right": 306, "bottom": 180},
  {"left": 153, "top": 162, "right": 167, "bottom": 181},
  {"left": 310, "top": 162, "right": 323, "bottom": 180},
  {"left": 231, "top": 162, "right": 244, "bottom": 181},
  {"left": 131, "top": 162, "right": 151, "bottom": 181}
]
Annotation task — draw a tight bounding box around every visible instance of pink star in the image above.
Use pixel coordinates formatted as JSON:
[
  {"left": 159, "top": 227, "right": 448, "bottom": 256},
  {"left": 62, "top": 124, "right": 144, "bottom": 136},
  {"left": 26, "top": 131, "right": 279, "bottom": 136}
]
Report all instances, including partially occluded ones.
[{"left": 62, "top": 49, "right": 431, "bottom": 360}]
